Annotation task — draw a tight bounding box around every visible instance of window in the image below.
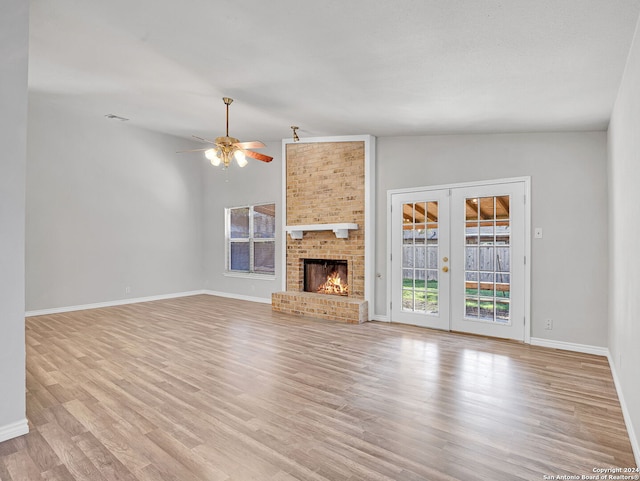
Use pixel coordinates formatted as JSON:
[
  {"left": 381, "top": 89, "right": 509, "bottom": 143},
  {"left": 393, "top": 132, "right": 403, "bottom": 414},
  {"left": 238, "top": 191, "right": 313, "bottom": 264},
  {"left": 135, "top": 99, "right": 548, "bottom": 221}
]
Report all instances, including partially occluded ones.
[{"left": 226, "top": 203, "right": 276, "bottom": 276}]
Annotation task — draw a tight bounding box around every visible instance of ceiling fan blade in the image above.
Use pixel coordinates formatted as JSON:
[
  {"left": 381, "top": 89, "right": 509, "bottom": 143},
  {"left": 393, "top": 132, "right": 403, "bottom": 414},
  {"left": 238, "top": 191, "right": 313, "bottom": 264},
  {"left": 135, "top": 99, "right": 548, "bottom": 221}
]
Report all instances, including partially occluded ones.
[
  {"left": 192, "top": 135, "right": 217, "bottom": 144},
  {"left": 176, "top": 148, "right": 210, "bottom": 153},
  {"left": 244, "top": 149, "right": 273, "bottom": 163},
  {"left": 234, "top": 140, "right": 266, "bottom": 150}
]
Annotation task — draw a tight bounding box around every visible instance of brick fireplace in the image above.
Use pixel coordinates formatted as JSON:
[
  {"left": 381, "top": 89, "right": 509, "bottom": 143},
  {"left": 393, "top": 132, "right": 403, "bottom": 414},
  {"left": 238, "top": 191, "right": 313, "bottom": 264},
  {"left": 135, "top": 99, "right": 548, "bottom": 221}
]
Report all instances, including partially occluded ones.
[{"left": 271, "top": 138, "right": 373, "bottom": 323}]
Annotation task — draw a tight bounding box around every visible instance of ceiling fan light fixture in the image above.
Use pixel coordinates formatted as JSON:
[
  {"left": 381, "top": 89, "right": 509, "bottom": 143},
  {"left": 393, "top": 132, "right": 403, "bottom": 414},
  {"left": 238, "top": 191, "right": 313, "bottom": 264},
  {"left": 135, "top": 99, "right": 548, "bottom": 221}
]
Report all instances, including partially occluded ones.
[
  {"left": 234, "top": 149, "right": 248, "bottom": 167},
  {"left": 205, "top": 148, "right": 222, "bottom": 166},
  {"left": 204, "top": 148, "right": 216, "bottom": 160},
  {"left": 180, "top": 97, "right": 273, "bottom": 170}
]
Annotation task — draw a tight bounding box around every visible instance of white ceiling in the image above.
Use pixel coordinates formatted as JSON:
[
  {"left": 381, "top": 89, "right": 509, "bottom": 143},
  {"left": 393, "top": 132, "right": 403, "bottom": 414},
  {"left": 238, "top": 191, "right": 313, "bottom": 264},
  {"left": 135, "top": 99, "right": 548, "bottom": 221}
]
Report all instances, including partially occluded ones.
[{"left": 28, "top": 0, "right": 640, "bottom": 142}]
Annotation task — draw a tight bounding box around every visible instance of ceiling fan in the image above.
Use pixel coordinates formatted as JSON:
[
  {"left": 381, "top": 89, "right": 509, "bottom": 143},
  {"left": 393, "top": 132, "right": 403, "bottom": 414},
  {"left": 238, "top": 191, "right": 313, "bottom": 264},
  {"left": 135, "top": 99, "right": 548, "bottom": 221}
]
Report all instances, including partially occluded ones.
[{"left": 181, "top": 97, "right": 273, "bottom": 168}]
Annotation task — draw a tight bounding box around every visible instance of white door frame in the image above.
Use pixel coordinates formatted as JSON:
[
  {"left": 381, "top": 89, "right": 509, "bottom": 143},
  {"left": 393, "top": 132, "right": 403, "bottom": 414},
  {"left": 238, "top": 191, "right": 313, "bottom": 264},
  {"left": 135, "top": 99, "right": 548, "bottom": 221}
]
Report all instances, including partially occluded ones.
[{"left": 386, "top": 176, "right": 531, "bottom": 343}]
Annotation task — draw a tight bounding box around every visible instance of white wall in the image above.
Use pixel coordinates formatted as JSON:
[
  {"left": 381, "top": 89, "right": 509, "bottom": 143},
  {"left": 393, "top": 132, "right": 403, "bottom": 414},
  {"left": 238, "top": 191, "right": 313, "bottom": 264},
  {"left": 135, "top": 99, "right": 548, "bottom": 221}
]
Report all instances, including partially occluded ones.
[
  {"left": 26, "top": 94, "right": 204, "bottom": 311},
  {"left": 0, "top": 0, "right": 29, "bottom": 441},
  {"left": 375, "top": 132, "right": 609, "bottom": 346},
  {"left": 202, "top": 142, "right": 282, "bottom": 301},
  {"left": 608, "top": 12, "right": 640, "bottom": 461}
]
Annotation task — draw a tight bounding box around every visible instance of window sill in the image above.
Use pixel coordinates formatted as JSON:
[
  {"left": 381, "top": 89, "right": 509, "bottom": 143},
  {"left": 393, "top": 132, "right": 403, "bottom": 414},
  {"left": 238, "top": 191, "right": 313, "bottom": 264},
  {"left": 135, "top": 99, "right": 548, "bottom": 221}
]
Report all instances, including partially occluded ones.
[{"left": 224, "top": 271, "right": 276, "bottom": 281}]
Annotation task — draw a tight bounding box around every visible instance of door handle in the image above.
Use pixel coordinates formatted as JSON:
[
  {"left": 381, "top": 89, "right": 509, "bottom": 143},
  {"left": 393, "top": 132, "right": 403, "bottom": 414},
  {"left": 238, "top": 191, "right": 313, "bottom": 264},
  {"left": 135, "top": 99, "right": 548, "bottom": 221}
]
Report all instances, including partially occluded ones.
[{"left": 442, "top": 266, "right": 449, "bottom": 273}]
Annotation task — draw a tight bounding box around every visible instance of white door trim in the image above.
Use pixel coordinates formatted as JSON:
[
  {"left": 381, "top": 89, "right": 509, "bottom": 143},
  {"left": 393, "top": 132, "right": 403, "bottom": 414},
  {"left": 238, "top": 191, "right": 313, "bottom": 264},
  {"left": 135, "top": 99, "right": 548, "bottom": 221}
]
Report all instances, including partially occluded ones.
[{"left": 386, "top": 176, "right": 531, "bottom": 343}]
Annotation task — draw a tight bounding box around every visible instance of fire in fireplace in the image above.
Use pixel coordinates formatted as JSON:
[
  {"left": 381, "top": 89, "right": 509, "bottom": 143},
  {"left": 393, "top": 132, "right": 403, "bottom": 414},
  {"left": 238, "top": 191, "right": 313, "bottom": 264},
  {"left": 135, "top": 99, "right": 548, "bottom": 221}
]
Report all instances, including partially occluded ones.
[{"left": 303, "top": 259, "right": 349, "bottom": 296}]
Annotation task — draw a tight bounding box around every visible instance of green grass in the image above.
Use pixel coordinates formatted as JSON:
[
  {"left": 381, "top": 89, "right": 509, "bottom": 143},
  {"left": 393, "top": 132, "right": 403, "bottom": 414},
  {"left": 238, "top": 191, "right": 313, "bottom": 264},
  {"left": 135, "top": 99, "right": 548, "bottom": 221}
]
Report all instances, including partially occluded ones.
[
  {"left": 402, "top": 278, "right": 510, "bottom": 315},
  {"left": 402, "top": 279, "right": 438, "bottom": 307},
  {"left": 402, "top": 278, "right": 507, "bottom": 297},
  {"left": 402, "top": 279, "right": 437, "bottom": 290}
]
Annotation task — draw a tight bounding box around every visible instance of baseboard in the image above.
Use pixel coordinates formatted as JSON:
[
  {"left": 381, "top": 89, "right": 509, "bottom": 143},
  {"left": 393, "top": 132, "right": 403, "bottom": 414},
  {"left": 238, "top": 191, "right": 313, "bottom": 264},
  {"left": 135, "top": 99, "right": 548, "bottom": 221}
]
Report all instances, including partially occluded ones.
[
  {"left": 0, "top": 418, "right": 29, "bottom": 443},
  {"left": 529, "top": 337, "right": 609, "bottom": 357},
  {"left": 371, "top": 314, "right": 390, "bottom": 322},
  {"left": 607, "top": 351, "right": 640, "bottom": 467},
  {"left": 204, "top": 290, "right": 272, "bottom": 305},
  {"left": 25, "top": 290, "right": 207, "bottom": 317}
]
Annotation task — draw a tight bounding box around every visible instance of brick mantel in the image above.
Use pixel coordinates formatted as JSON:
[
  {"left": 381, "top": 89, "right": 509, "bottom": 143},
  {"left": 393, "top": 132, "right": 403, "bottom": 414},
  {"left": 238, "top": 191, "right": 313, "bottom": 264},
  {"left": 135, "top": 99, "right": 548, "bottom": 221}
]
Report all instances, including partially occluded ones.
[{"left": 272, "top": 136, "right": 375, "bottom": 323}]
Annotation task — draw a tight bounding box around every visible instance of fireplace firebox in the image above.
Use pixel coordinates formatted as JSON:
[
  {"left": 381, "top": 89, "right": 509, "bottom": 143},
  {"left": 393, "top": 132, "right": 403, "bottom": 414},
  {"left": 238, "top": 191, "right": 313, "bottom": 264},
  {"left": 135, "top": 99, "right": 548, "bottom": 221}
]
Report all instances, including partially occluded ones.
[{"left": 303, "top": 259, "right": 349, "bottom": 296}]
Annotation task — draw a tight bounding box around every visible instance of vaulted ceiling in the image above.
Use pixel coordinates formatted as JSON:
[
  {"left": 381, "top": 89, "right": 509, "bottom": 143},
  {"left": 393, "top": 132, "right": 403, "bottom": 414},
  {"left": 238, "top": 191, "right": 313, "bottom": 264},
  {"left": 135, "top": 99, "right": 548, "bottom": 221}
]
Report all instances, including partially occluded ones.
[{"left": 28, "top": 0, "right": 640, "bottom": 142}]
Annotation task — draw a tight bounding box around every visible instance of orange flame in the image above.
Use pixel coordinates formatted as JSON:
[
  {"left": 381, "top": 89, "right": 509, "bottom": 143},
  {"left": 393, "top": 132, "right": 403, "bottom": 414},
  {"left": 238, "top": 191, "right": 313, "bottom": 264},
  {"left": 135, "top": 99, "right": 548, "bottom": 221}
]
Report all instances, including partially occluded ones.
[{"left": 317, "top": 271, "right": 349, "bottom": 296}]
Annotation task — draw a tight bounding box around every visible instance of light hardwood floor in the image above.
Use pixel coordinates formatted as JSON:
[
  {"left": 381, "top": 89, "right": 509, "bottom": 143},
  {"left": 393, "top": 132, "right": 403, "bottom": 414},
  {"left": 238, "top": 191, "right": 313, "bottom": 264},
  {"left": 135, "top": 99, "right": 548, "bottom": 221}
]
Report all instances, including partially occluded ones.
[{"left": 0, "top": 294, "right": 635, "bottom": 480}]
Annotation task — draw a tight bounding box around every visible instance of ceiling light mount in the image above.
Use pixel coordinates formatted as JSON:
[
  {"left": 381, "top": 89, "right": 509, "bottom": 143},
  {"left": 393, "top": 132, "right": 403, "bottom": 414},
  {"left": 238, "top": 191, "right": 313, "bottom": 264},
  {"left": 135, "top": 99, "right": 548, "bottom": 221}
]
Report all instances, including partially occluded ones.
[{"left": 291, "top": 126, "right": 300, "bottom": 142}]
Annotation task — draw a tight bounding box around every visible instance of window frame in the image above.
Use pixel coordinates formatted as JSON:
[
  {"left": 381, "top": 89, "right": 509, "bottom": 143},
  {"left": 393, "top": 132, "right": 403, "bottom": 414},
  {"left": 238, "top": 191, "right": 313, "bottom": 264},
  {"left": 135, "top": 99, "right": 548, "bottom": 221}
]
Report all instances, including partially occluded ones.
[{"left": 225, "top": 202, "right": 276, "bottom": 279}]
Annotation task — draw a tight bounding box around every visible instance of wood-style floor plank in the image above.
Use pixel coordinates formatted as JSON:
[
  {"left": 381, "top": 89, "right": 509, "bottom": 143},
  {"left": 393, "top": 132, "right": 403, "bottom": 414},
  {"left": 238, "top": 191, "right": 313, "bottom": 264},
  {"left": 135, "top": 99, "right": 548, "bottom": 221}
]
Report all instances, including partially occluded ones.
[{"left": 1, "top": 294, "right": 635, "bottom": 480}]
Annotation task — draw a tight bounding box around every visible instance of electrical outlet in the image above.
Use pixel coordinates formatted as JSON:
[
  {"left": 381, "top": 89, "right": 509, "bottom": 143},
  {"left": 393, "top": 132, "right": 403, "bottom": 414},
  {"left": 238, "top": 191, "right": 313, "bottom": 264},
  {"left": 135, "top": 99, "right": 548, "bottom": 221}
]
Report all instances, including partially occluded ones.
[
  {"left": 535, "top": 227, "right": 543, "bottom": 239},
  {"left": 545, "top": 319, "right": 553, "bottom": 330},
  {"left": 125, "top": 286, "right": 131, "bottom": 295}
]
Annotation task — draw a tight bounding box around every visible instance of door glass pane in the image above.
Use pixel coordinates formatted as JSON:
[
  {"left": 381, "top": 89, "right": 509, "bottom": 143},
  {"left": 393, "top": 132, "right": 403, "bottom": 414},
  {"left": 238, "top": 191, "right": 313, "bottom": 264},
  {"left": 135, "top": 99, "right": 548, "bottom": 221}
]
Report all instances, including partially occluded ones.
[
  {"left": 427, "top": 201, "right": 438, "bottom": 222},
  {"left": 403, "top": 204, "right": 414, "bottom": 224},
  {"left": 427, "top": 269, "right": 438, "bottom": 283},
  {"left": 465, "top": 270, "right": 479, "bottom": 296},
  {"left": 402, "top": 289, "right": 414, "bottom": 310},
  {"left": 496, "top": 301, "right": 510, "bottom": 322},
  {"left": 414, "top": 202, "right": 427, "bottom": 223},
  {"left": 465, "top": 247, "right": 478, "bottom": 270},
  {"left": 427, "top": 290, "right": 438, "bottom": 313},
  {"left": 479, "top": 247, "right": 494, "bottom": 271},
  {"left": 479, "top": 222, "right": 494, "bottom": 245},
  {"left": 496, "top": 221, "right": 510, "bottom": 244},
  {"left": 465, "top": 298, "right": 479, "bottom": 318},
  {"left": 426, "top": 224, "right": 438, "bottom": 244},
  {"left": 465, "top": 223, "right": 478, "bottom": 244},
  {"left": 496, "top": 196, "right": 510, "bottom": 220},
  {"left": 403, "top": 225, "right": 414, "bottom": 243},
  {"left": 496, "top": 247, "right": 510, "bottom": 272},
  {"left": 466, "top": 198, "right": 479, "bottom": 220},
  {"left": 427, "top": 269, "right": 438, "bottom": 314},
  {"left": 402, "top": 201, "right": 438, "bottom": 315},
  {"left": 415, "top": 246, "right": 426, "bottom": 268},
  {"left": 463, "top": 195, "right": 511, "bottom": 324},
  {"left": 427, "top": 246, "right": 438, "bottom": 268},
  {"left": 479, "top": 299, "right": 495, "bottom": 321},
  {"left": 496, "top": 273, "right": 510, "bottom": 299},
  {"left": 414, "top": 269, "right": 426, "bottom": 312},
  {"left": 479, "top": 197, "right": 495, "bottom": 220},
  {"left": 402, "top": 246, "right": 414, "bottom": 268},
  {"left": 479, "top": 272, "right": 495, "bottom": 297}
]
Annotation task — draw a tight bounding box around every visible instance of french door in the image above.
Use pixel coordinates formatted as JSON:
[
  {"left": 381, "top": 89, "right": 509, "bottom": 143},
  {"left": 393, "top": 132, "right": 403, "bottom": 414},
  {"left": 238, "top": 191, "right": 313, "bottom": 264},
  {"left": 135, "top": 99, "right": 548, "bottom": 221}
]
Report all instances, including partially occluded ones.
[
  {"left": 390, "top": 181, "right": 527, "bottom": 341},
  {"left": 391, "top": 189, "right": 450, "bottom": 329}
]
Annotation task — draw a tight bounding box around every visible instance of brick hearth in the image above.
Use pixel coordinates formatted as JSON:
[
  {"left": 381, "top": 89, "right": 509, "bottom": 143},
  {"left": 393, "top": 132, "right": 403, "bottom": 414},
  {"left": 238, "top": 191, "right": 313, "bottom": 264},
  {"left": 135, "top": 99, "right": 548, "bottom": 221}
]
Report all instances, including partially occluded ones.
[{"left": 272, "top": 291, "right": 368, "bottom": 324}]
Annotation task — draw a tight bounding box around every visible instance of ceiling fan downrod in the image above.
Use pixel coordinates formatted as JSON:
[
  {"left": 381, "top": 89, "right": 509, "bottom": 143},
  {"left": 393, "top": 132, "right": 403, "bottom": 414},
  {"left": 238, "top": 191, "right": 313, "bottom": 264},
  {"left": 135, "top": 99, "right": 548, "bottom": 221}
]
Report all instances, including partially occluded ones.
[{"left": 222, "top": 97, "right": 233, "bottom": 137}]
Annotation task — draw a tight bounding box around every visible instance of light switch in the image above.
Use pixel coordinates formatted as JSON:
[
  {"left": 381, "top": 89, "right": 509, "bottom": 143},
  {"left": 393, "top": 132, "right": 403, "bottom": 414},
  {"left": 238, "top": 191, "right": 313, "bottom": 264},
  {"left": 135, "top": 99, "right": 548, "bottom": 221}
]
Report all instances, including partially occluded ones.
[{"left": 534, "top": 227, "right": 543, "bottom": 239}]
